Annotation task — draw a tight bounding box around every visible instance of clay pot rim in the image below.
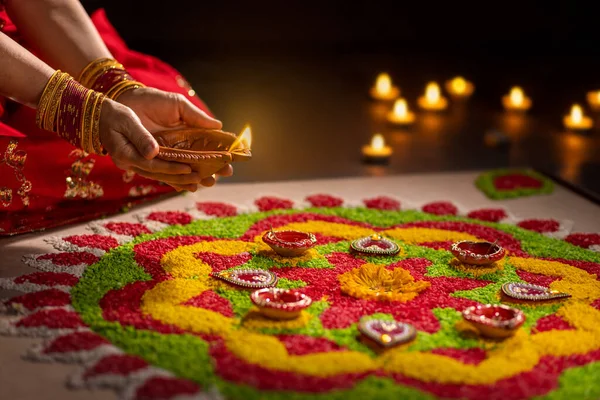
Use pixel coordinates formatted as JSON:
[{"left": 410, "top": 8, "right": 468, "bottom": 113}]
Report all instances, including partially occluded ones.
[
  {"left": 462, "top": 304, "right": 525, "bottom": 330},
  {"left": 211, "top": 269, "right": 278, "bottom": 289},
  {"left": 451, "top": 240, "right": 505, "bottom": 260},
  {"left": 250, "top": 288, "right": 312, "bottom": 311},
  {"left": 262, "top": 230, "right": 317, "bottom": 249}
]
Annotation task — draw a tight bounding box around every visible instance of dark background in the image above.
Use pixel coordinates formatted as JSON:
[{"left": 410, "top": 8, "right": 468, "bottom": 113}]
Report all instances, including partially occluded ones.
[{"left": 84, "top": 1, "right": 600, "bottom": 198}]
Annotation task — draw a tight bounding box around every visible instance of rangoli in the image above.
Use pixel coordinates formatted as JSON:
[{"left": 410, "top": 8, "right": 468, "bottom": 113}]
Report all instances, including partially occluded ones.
[
  {"left": 1, "top": 194, "right": 600, "bottom": 400},
  {"left": 475, "top": 169, "right": 554, "bottom": 200}
]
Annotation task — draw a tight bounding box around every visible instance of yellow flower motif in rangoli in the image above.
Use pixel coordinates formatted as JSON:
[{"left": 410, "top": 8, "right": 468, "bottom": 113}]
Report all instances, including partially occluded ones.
[{"left": 338, "top": 263, "right": 431, "bottom": 302}]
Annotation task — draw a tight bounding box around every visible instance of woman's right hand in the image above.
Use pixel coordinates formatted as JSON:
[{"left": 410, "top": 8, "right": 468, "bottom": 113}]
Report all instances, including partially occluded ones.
[{"left": 99, "top": 99, "right": 203, "bottom": 192}]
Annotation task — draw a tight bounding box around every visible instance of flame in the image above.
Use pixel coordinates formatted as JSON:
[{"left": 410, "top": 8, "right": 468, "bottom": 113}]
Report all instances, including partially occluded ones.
[
  {"left": 229, "top": 125, "right": 252, "bottom": 151},
  {"left": 381, "top": 334, "right": 392, "bottom": 343},
  {"left": 375, "top": 73, "right": 392, "bottom": 95},
  {"left": 451, "top": 76, "right": 467, "bottom": 93},
  {"left": 596, "top": 92, "right": 600, "bottom": 103},
  {"left": 570, "top": 104, "right": 583, "bottom": 123},
  {"left": 509, "top": 87, "right": 524, "bottom": 106},
  {"left": 371, "top": 134, "right": 385, "bottom": 150},
  {"left": 425, "top": 82, "right": 440, "bottom": 103},
  {"left": 392, "top": 99, "right": 408, "bottom": 117}
]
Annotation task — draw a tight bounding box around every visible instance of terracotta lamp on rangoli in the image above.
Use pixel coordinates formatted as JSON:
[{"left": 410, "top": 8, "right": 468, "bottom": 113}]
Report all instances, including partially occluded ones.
[
  {"left": 451, "top": 240, "right": 505, "bottom": 266},
  {"left": 262, "top": 229, "right": 317, "bottom": 257},
  {"left": 154, "top": 125, "right": 252, "bottom": 179}
]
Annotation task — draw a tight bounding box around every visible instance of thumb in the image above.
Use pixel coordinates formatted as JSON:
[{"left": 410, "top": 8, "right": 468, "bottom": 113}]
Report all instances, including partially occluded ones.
[
  {"left": 179, "top": 96, "right": 222, "bottom": 129},
  {"left": 122, "top": 110, "right": 159, "bottom": 160}
]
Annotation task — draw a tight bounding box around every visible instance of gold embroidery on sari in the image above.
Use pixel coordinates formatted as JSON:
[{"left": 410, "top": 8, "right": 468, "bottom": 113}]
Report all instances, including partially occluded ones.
[
  {"left": 0, "top": 140, "right": 32, "bottom": 207},
  {"left": 128, "top": 185, "right": 155, "bottom": 197},
  {"left": 0, "top": 187, "right": 12, "bottom": 207},
  {"left": 64, "top": 149, "right": 104, "bottom": 199},
  {"left": 122, "top": 170, "right": 135, "bottom": 183}
]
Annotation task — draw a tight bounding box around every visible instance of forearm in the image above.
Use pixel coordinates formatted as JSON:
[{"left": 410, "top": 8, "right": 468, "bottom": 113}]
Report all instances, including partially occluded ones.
[
  {"left": 0, "top": 32, "right": 54, "bottom": 108},
  {"left": 5, "top": 0, "right": 111, "bottom": 77}
]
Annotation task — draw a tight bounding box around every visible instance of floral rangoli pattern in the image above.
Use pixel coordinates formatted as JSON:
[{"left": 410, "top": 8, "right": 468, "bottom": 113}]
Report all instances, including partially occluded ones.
[{"left": 1, "top": 195, "right": 600, "bottom": 400}]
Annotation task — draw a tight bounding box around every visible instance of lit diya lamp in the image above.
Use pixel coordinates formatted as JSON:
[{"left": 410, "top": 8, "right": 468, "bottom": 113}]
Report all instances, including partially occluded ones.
[
  {"left": 502, "top": 86, "right": 531, "bottom": 112},
  {"left": 586, "top": 90, "right": 600, "bottom": 111},
  {"left": 358, "top": 318, "right": 417, "bottom": 350},
  {"left": 462, "top": 304, "right": 525, "bottom": 339},
  {"left": 211, "top": 269, "right": 277, "bottom": 289},
  {"left": 262, "top": 229, "right": 317, "bottom": 257},
  {"left": 155, "top": 125, "right": 252, "bottom": 179},
  {"left": 445, "top": 76, "right": 475, "bottom": 99},
  {"left": 351, "top": 233, "right": 400, "bottom": 256},
  {"left": 386, "top": 98, "right": 416, "bottom": 125},
  {"left": 563, "top": 104, "right": 593, "bottom": 131},
  {"left": 417, "top": 82, "right": 448, "bottom": 111},
  {"left": 362, "top": 133, "right": 392, "bottom": 163},
  {"left": 451, "top": 240, "right": 505, "bottom": 266},
  {"left": 250, "top": 288, "right": 312, "bottom": 320},
  {"left": 370, "top": 73, "right": 400, "bottom": 101},
  {"left": 501, "top": 282, "right": 570, "bottom": 302}
]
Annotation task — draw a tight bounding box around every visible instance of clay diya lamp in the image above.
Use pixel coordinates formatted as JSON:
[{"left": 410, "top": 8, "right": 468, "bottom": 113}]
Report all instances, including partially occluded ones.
[
  {"left": 250, "top": 288, "right": 312, "bottom": 320},
  {"left": 462, "top": 304, "right": 525, "bottom": 339},
  {"left": 451, "top": 240, "right": 505, "bottom": 266},
  {"left": 262, "top": 229, "right": 317, "bottom": 257},
  {"left": 358, "top": 319, "right": 417, "bottom": 350},
  {"left": 351, "top": 234, "right": 400, "bottom": 256},
  {"left": 155, "top": 127, "right": 251, "bottom": 180},
  {"left": 501, "top": 282, "right": 570, "bottom": 302},
  {"left": 211, "top": 269, "right": 277, "bottom": 289}
]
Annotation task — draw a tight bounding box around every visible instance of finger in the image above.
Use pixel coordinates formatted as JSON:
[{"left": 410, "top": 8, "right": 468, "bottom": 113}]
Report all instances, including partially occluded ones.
[
  {"left": 178, "top": 95, "right": 222, "bottom": 129},
  {"left": 180, "top": 184, "right": 198, "bottom": 192},
  {"left": 121, "top": 109, "right": 159, "bottom": 159},
  {"left": 131, "top": 167, "right": 202, "bottom": 184},
  {"left": 200, "top": 175, "right": 216, "bottom": 187},
  {"left": 215, "top": 164, "right": 233, "bottom": 177},
  {"left": 170, "top": 183, "right": 197, "bottom": 192}
]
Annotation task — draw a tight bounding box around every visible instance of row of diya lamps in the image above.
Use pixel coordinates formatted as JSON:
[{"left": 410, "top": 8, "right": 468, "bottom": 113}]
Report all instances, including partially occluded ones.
[
  {"left": 363, "top": 73, "right": 597, "bottom": 162},
  {"left": 211, "top": 229, "right": 571, "bottom": 351},
  {"left": 370, "top": 72, "right": 597, "bottom": 131}
]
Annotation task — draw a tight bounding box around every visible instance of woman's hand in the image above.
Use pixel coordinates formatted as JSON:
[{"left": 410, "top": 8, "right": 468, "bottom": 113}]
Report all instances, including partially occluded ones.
[
  {"left": 99, "top": 99, "right": 227, "bottom": 192},
  {"left": 116, "top": 87, "right": 233, "bottom": 189},
  {"left": 116, "top": 87, "right": 222, "bottom": 132}
]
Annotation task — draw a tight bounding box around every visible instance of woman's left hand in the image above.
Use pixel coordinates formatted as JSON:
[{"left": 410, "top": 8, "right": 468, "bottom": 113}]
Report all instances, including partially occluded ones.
[{"left": 117, "top": 87, "right": 233, "bottom": 189}]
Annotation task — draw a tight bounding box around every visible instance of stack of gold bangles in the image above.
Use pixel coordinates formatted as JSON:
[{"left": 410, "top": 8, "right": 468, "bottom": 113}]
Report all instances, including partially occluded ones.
[
  {"left": 36, "top": 58, "right": 145, "bottom": 154},
  {"left": 36, "top": 70, "right": 106, "bottom": 155},
  {"left": 78, "top": 57, "right": 145, "bottom": 100}
]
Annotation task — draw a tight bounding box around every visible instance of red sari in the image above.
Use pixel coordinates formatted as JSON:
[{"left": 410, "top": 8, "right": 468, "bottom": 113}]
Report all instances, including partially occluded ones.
[{"left": 0, "top": 9, "right": 208, "bottom": 235}]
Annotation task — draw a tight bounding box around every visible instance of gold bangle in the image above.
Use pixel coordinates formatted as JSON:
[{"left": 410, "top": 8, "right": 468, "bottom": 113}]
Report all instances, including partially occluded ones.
[
  {"left": 109, "top": 81, "right": 146, "bottom": 100},
  {"left": 78, "top": 58, "right": 121, "bottom": 87},
  {"left": 104, "top": 79, "right": 133, "bottom": 98},
  {"left": 78, "top": 58, "right": 111, "bottom": 82},
  {"left": 36, "top": 70, "right": 63, "bottom": 129},
  {"left": 90, "top": 93, "right": 106, "bottom": 155},
  {"left": 43, "top": 74, "right": 71, "bottom": 132},
  {"left": 83, "top": 92, "right": 97, "bottom": 154},
  {"left": 86, "top": 92, "right": 101, "bottom": 154},
  {"left": 80, "top": 90, "right": 94, "bottom": 153},
  {"left": 87, "top": 64, "right": 124, "bottom": 90}
]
